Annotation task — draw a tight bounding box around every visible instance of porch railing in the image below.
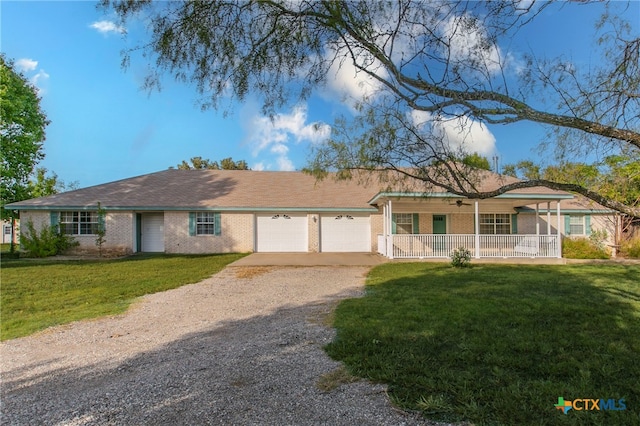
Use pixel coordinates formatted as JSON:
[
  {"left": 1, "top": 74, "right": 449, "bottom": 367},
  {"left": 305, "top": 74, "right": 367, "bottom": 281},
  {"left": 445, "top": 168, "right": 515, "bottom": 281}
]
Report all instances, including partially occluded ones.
[{"left": 387, "top": 234, "right": 559, "bottom": 259}]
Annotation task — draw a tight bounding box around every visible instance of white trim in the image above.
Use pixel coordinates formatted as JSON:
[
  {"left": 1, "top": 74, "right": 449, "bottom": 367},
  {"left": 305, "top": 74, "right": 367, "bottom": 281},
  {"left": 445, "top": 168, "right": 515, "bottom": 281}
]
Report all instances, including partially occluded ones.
[
  {"left": 474, "top": 201, "right": 480, "bottom": 259},
  {"left": 557, "top": 202, "right": 562, "bottom": 258}
]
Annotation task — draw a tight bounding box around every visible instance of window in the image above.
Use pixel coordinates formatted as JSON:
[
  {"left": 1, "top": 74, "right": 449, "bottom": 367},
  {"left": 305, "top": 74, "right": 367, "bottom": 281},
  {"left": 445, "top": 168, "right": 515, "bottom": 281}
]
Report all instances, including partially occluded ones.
[
  {"left": 59, "top": 211, "right": 99, "bottom": 235},
  {"left": 393, "top": 213, "right": 414, "bottom": 234},
  {"left": 479, "top": 213, "right": 511, "bottom": 235},
  {"left": 190, "top": 212, "right": 221, "bottom": 236},
  {"left": 196, "top": 212, "right": 217, "bottom": 235},
  {"left": 564, "top": 214, "right": 592, "bottom": 236}
]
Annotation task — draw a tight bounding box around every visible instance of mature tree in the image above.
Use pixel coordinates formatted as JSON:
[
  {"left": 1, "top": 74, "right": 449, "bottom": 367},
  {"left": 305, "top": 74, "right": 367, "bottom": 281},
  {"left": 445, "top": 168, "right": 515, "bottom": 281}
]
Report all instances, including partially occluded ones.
[
  {"left": 502, "top": 161, "right": 541, "bottom": 180},
  {"left": 461, "top": 154, "right": 491, "bottom": 172},
  {"left": 505, "top": 155, "right": 640, "bottom": 210},
  {"left": 175, "top": 156, "right": 250, "bottom": 170},
  {"left": 0, "top": 55, "right": 50, "bottom": 219},
  {"left": 104, "top": 0, "right": 639, "bottom": 217},
  {"left": 28, "top": 167, "right": 78, "bottom": 198}
]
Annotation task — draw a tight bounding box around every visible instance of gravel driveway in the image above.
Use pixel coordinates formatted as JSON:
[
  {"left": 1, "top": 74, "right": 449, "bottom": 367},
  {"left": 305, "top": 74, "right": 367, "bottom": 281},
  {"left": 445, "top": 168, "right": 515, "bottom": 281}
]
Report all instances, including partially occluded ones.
[{"left": 1, "top": 266, "right": 437, "bottom": 425}]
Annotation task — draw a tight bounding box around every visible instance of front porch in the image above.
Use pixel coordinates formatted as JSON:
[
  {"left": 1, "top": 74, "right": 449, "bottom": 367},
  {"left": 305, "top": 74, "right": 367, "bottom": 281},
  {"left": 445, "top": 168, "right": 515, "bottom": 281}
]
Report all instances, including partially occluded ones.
[
  {"left": 374, "top": 193, "right": 570, "bottom": 260},
  {"left": 378, "top": 234, "right": 560, "bottom": 259}
]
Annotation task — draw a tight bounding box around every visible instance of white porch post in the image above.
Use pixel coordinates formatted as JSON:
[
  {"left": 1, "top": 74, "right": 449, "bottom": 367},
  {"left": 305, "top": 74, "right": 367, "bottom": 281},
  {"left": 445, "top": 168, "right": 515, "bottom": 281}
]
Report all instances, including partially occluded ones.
[
  {"left": 382, "top": 203, "right": 387, "bottom": 255},
  {"left": 556, "top": 201, "right": 562, "bottom": 258},
  {"left": 382, "top": 203, "right": 387, "bottom": 238},
  {"left": 387, "top": 200, "right": 394, "bottom": 259},
  {"left": 547, "top": 202, "right": 551, "bottom": 235},
  {"left": 474, "top": 201, "right": 480, "bottom": 258},
  {"left": 535, "top": 203, "right": 540, "bottom": 256}
]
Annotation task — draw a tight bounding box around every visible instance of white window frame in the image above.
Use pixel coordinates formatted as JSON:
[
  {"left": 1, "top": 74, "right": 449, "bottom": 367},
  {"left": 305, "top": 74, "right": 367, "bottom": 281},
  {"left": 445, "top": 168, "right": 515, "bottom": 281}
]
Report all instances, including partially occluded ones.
[
  {"left": 479, "top": 213, "right": 511, "bottom": 235},
  {"left": 59, "top": 211, "right": 99, "bottom": 235},
  {"left": 196, "top": 212, "right": 218, "bottom": 236},
  {"left": 393, "top": 213, "right": 414, "bottom": 234},
  {"left": 569, "top": 215, "right": 586, "bottom": 236}
]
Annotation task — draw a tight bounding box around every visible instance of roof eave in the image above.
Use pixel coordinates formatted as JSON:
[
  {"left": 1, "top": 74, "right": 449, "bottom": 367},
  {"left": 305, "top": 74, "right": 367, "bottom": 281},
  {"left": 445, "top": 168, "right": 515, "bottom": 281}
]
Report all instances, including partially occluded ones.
[{"left": 368, "top": 191, "right": 574, "bottom": 205}]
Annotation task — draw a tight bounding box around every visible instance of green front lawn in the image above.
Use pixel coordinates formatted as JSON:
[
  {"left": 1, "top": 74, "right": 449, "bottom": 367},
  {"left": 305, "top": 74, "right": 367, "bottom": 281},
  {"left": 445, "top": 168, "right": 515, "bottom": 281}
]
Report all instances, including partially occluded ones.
[
  {"left": 326, "top": 263, "right": 640, "bottom": 425},
  {"left": 1, "top": 253, "right": 246, "bottom": 341}
]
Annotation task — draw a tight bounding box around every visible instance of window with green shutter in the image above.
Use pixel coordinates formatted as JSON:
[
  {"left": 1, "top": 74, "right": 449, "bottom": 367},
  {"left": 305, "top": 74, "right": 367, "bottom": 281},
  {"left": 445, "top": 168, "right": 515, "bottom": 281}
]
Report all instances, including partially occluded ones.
[
  {"left": 392, "top": 213, "right": 414, "bottom": 234},
  {"left": 565, "top": 214, "right": 590, "bottom": 236},
  {"left": 479, "top": 213, "right": 511, "bottom": 234},
  {"left": 58, "top": 211, "right": 99, "bottom": 235},
  {"left": 191, "top": 212, "right": 221, "bottom": 236}
]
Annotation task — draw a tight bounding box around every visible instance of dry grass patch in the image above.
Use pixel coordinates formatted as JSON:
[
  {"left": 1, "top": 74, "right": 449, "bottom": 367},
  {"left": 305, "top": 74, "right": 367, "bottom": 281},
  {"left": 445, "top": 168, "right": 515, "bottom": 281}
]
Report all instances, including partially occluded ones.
[
  {"left": 233, "top": 266, "right": 273, "bottom": 279},
  {"left": 316, "top": 365, "right": 361, "bottom": 392}
]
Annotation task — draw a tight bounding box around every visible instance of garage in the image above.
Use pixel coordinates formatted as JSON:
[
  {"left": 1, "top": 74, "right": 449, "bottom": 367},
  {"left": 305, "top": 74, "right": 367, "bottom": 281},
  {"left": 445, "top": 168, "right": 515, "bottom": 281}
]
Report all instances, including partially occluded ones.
[
  {"left": 320, "top": 213, "right": 371, "bottom": 252},
  {"left": 256, "top": 213, "right": 308, "bottom": 252}
]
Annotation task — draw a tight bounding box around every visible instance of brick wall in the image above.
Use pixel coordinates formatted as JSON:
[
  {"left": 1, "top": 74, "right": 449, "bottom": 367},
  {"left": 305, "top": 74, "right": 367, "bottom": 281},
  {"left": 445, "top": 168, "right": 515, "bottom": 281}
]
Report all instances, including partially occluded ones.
[
  {"left": 450, "top": 213, "right": 474, "bottom": 233},
  {"left": 308, "top": 214, "right": 319, "bottom": 252},
  {"left": 19, "top": 210, "right": 134, "bottom": 256},
  {"left": 164, "top": 211, "right": 254, "bottom": 254},
  {"left": 370, "top": 211, "right": 383, "bottom": 252}
]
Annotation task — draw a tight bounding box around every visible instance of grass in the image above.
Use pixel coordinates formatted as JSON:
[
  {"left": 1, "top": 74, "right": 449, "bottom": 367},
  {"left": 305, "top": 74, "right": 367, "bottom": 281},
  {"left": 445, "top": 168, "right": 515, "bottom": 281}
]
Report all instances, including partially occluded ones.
[
  {"left": 325, "top": 263, "right": 640, "bottom": 425},
  {"left": 1, "top": 253, "right": 246, "bottom": 340}
]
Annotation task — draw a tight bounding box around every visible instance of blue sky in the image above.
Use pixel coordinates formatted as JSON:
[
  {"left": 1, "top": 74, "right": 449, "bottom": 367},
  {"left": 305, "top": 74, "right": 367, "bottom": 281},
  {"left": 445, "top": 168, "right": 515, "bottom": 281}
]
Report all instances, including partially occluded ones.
[{"left": 2, "top": 1, "right": 637, "bottom": 189}]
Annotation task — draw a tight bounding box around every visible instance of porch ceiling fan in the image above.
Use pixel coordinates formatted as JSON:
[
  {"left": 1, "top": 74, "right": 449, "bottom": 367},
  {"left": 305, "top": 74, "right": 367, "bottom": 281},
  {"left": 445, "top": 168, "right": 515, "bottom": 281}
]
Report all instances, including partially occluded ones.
[{"left": 450, "top": 199, "right": 472, "bottom": 207}]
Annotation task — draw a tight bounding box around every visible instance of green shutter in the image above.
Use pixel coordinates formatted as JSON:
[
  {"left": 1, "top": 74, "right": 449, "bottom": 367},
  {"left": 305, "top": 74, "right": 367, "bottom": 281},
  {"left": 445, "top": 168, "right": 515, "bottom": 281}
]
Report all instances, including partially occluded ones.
[
  {"left": 412, "top": 213, "right": 420, "bottom": 234},
  {"left": 50, "top": 212, "right": 59, "bottom": 228},
  {"left": 189, "top": 212, "right": 196, "bottom": 236},
  {"left": 214, "top": 212, "right": 221, "bottom": 236},
  {"left": 564, "top": 215, "right": 571, "bottom": 236},
  {"left": 511, "top": 214, "right": 518, "bottom": 234},
  {"left": 585, "top": 215, "right": 591, "bottom": 236},
  {"left": 391, "top": 214, "right": 397, "bottom": 234}
]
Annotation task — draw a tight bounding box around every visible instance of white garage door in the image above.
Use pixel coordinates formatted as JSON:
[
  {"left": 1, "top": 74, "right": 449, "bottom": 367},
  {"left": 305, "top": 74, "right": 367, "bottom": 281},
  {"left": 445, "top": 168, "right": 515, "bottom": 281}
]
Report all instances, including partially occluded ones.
[
  {"left": 141, "top": 213, "right": 165, "bottom": 252},
  {"left": 320, "top": 214, "right": 371, "bottom": 252},
  {"left": 256, "top": 213, "right": 308, "bottom": 252}
]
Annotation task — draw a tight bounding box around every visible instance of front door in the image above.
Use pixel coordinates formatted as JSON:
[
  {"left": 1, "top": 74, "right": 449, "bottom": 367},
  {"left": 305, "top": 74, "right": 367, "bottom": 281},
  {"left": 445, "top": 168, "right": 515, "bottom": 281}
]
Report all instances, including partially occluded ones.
[
  {"left": 433, "top": 215, "right": 447, "bottom": 255},
  {"left": 141, "top": 213, "right": 165, "bottom": 252}
]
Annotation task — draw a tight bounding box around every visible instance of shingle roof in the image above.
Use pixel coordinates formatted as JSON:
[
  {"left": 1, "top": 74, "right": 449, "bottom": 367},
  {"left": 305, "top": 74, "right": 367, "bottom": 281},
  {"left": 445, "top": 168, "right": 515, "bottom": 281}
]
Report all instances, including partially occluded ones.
[
  {"left": 7, "top": 170, "right": 380, "bottom": 211},
  {"left": 7, "top": 169, "right": 577, "bottom": 211}
]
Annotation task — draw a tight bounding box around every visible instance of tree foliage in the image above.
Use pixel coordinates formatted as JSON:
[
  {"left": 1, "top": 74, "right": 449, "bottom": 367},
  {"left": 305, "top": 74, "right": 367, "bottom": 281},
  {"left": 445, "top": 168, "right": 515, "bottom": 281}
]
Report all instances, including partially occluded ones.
[
  {"left": 1, "top": 55, "right": 50, "bottom": 219},
  {"left": 104, "top": 0, "right": 639, "bottom": 217},
  {"left": 174, "top": 156, "right": 250, "bottom": 170},
  {"left": 504, "top": 154, "right": 640, "bottom": 208},
  {"left": 27, "top": 167, "right": 78, "bottom": 198}
]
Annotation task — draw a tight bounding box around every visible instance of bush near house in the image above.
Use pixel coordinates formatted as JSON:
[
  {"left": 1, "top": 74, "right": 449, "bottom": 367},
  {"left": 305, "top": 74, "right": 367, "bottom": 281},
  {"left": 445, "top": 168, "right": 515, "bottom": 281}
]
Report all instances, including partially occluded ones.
[
  {"left": 562, "top": 237, "right": 610, "bottom": 259},
  {"left": 20, "top": 220, "right": 79, "bottom": 258},
  {"left": 620, "top": 237, "right": 640, "bottom": 258}
]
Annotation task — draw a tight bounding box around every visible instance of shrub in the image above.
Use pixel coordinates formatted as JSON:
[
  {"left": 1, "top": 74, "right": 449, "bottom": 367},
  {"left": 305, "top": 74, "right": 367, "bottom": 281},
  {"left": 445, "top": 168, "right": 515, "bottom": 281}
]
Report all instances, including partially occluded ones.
[
  {"left": 450, "top": 247, "right": 472, "bottom": 267},
  {"left": 20, "top": 220, "right": 79, "bottom": 258},
  {"left": 589, "top": 229, "right": 608, "bottom": 251},
  {"left": 562, "top": 237, "right": 609, "bottom": 259},
  {"left": 620, "top": 237, "right": 640, "bottom": 258}
]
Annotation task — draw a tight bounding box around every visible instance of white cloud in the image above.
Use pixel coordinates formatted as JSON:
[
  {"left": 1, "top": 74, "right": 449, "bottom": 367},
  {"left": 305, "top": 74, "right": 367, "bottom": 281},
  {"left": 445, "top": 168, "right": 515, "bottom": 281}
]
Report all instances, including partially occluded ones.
[
  {"left": 442, "top": 14, "right": 504, "bottom": 75},
  {"left": 245, "top": 104, "right": 331, "bottom": 171},
  {"left": 15, "top": 58, "right": 38, "bottom": 72},
  {"left": 321, "top": 40, "right": 389, "bottom": 110},
  {"left": 32, "top": 69, "right": 50, "bottom": 87},
  {"left": 276, "top": 155, "right": 295, "bottom": 172},
  {"left": 90, "top": 20, "right": 125, "bottom": 35},
  {"left": 411, "top": 110, "right": 496, "bottom": 156},
  {"left": 14, "top": 58, "right": 49, "bottom": 95}
]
